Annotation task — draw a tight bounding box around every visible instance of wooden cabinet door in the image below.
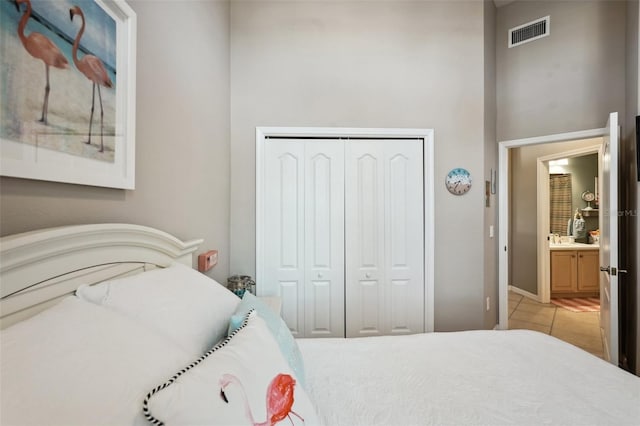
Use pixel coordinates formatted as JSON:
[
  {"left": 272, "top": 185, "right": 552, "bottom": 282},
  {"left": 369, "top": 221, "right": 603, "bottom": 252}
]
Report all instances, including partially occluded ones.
[
  {"left": 550, "top": 251, "right": 577, "bottom": 293},
  {"left": 577, "top": 250, "right": 600, "bottom": 292}
]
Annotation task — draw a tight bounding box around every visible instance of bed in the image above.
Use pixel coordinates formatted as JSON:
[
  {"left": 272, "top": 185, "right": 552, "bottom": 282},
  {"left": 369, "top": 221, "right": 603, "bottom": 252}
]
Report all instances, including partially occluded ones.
[{"left": 1, "top": 224, "right": 639, "bottom": 426}]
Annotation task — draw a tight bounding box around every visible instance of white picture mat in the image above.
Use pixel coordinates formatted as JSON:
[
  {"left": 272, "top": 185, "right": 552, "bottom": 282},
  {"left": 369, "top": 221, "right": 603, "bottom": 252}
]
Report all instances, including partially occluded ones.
[{"left": 0, "top": 0, "right": 136, "bottom": 189}]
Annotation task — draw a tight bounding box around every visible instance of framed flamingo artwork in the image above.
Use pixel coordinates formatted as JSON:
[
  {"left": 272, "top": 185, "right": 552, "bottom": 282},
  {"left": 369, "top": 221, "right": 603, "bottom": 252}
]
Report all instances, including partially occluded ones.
[{"left": 0, "top": 0, "right": 136, "bottom": 189}]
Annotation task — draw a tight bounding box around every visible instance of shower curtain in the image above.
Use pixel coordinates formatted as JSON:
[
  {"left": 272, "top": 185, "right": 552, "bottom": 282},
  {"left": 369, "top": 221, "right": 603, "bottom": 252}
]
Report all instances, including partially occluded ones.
[{"left": 550, "top": 174, "right": 572, "bottom": 235}]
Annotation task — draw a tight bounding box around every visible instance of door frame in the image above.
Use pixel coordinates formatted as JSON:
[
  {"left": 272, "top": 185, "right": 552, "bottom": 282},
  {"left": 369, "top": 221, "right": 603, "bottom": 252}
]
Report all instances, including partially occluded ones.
[
  {"left": 536, "top": 144, "right": 602, "bottom": 304},
  {"left": 256, "top": 127, "right": 435, "bottom": 332},
  {"left": 498, "top": 127, "right": 607, "bottom": 330}
]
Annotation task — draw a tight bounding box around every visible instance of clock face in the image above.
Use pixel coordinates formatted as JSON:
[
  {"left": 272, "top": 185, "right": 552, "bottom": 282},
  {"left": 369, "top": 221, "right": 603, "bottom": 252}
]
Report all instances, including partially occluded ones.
[{"left": 446, "top": 168, "right": 472, "bottom": 195}]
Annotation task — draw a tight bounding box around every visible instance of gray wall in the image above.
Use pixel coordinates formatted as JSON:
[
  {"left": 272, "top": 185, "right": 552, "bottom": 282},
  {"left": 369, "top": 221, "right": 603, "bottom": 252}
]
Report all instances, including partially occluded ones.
[
  {"left": 509, "top": 139, "right": 601, "bottom": 295},
  {"left": 497, "top": 0, "right": 627, "bottom": 304},
  {"left": 484, "top": 0, "right": 498, "bottom": 329},
  {"left": 0, "top": 0, "right": 232, "bottom": 284},
  {"left": 496, "top": 1, "right": 627, "bottom": 141},
  {"left": 1, "top": 0, "right": 633, "bottom": 340},
  {"left": 229, "top": 0, "right": 493, "bottom": 331}
]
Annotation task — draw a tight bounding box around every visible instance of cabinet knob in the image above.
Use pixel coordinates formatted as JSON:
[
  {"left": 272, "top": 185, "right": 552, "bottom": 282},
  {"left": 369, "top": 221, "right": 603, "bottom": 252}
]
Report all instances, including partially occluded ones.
[
  {"left": 317, "top": 273, "right": 323, "bottom": 279},
  {"left": 365, "top": 272, "right": 371, "bottom": 278}
]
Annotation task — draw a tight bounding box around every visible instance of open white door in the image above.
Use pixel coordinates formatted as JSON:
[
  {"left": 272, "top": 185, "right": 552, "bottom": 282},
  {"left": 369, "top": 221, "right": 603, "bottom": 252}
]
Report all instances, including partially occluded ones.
[{"left": 600, "top": 112, "right": 619, "bottom": 365}]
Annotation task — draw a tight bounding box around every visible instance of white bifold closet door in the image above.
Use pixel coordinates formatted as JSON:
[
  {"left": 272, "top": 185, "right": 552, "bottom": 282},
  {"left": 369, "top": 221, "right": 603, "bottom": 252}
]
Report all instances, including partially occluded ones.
[
  {"left": 345, "top": 140, "right": 424, "bottom": 337},
  {"left": 263, "top": 138, "right": 424, "bottom": 338},
  {"left": 264, "top": 139, "right": 345, "bottom": 338}
]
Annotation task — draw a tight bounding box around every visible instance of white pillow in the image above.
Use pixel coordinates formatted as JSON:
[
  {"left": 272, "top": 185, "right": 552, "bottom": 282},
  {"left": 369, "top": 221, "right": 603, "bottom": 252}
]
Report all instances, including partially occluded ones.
[
  {"left": 76, "top": 262, "right": 240, "bottom": 356},
  {"left": 0, "top": 297, "right": 191, "bottom": 426},
  {"left": 145, "top": 311, "right": 321, "bottom": 426}
]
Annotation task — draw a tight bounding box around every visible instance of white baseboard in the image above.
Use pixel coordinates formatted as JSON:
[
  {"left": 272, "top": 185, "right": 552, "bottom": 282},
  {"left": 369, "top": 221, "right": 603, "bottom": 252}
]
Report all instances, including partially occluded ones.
[{"left": 508, "top": 285, "right": 542, "bottom": 303}]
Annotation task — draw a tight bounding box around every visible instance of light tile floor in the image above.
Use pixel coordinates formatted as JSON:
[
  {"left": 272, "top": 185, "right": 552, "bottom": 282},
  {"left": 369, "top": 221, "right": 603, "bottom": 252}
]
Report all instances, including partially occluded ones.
[{"left": 508, "top": 291, "right": 604, "bottom": 359}]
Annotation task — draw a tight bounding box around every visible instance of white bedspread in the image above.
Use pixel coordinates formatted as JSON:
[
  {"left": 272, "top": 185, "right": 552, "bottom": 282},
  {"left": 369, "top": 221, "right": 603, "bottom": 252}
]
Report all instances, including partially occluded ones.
[{"left": 298, "top": 330, "right": 640, "bottom": 426}]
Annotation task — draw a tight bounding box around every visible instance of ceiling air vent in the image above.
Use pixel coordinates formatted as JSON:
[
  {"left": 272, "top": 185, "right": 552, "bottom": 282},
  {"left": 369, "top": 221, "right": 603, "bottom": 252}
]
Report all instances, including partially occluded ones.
[{"left": 508, "top": 16, "right": 550, "bottom": 48}]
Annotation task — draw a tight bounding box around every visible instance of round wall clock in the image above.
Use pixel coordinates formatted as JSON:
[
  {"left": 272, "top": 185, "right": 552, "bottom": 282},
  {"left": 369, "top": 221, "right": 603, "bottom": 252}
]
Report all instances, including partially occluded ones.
[{"left": 445, "top": 168, "right": 472, "bottom": 195}]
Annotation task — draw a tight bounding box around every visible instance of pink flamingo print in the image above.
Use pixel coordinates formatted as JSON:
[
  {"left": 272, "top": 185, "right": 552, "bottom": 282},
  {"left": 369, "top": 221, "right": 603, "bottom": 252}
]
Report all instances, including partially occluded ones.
[
  {"left": 15, "top": 0, "right": 69, "bottom": 125},
  {"left": 220, "top": 373, "right": 304, "bottom": 426},
  {"left": 69, "top": 5, "right": 112, "bottom": 153}
]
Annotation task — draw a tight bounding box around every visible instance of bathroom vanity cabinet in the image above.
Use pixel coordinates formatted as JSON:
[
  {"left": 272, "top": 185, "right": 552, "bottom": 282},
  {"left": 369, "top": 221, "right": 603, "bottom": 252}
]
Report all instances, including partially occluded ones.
[{"left": 550, "top": 249, "right": 600, "bottom": 297}]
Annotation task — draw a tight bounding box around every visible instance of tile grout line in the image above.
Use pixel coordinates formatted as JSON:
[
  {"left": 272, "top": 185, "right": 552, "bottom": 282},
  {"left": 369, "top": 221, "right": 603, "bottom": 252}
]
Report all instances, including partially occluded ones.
[
  {"left": 548, "top": 306, "right": 558, "bottom": 335},
  {"left": 509, "top": 295, "right": 524, "bottom": 319}
]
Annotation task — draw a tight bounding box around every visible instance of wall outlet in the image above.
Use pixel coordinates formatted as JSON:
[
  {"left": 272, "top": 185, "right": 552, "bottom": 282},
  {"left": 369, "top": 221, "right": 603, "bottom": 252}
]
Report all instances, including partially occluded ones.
[
  {"left": 198, "top": 250, "right": 218, "bottom": 272},
  {"left": 486, "top": 296, "right": 490, "bottom": 312}
]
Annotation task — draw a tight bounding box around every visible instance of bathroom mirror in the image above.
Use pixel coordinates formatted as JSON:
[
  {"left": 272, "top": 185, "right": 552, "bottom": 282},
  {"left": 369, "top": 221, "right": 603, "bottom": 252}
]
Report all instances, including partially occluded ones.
[{"left": 548, "top": 153, "right": 598, "bottom": 237}]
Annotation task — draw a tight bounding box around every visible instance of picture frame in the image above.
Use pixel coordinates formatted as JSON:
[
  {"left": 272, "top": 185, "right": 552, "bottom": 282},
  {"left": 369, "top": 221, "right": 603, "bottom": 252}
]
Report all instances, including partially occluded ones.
[{"left": 0, "top": 0, "right": 136, "bottom": 189}]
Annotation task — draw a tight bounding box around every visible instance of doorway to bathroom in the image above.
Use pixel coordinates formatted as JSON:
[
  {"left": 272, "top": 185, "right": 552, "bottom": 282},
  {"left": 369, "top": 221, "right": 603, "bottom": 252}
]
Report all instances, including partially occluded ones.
[
  {"left": 497, "top": 112, "right": 621, "bottom": 365},
  {"left": 507, "top": 142, "right": 603, "bottom": 357},
  {"left": 536, "top": 145, "right": 601, "bottom": 305}
]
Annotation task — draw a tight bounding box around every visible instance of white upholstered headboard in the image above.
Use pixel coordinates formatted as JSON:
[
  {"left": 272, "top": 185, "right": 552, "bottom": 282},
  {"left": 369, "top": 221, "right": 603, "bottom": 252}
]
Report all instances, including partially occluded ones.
[{"left": 0, "top": 224, "right": 203, "bottom": 328}]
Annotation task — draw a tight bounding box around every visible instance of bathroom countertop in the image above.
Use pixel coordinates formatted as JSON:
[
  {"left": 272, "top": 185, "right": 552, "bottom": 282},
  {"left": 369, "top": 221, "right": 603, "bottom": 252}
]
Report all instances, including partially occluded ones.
[{"left": 549, "top": 242, "right": 599, "bottom": 251}]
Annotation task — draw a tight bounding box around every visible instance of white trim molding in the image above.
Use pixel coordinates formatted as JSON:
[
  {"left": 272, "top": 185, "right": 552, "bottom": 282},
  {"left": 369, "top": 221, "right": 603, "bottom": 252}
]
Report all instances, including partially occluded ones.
[
  {"left": 498, "top": 127, "right": 606, "bottom": 330},
  {"left": 508, "top": 285, "right": 541, "bottom": 303}
]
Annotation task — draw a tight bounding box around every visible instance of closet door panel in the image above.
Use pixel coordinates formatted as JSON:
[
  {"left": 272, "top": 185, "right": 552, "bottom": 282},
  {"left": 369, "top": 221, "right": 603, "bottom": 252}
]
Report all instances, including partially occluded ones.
[
  {"left": 305, "top": 141, "right": 345, "bottom": 337},
  {"left": 308, "top": 279, "right": 331, "bottom": 334},
  {"left": 390, "top": 279, "right": 411, "bottom": 333},
  {"left": 345, "top": 141, "right": 386, "bottom": 337},
  {"left": 385, "top": 141, "right": 424, "bottom": 334},
  {"left": 264, "top": 140, "right": 305, "bottom": 336},
  {"left": 279, "top": 281, "right": 301, "bottom": 334},
  {"left": 345, "top": 139, "right": 425, "bottom": 337},
  {"left": 356, "top": 278, "right": 382, "bottom": 334}
]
